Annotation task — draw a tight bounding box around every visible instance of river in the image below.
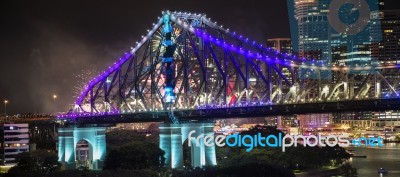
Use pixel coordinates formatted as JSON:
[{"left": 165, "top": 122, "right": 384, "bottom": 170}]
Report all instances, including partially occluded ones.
[{"left": 347, "top": 143, "right": 400, "bottom": 177}]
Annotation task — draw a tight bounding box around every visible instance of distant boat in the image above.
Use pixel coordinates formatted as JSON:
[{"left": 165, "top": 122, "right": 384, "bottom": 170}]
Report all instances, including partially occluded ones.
[
  {"left": 378, "top": 168, "right": 388, "bottom": 174},
  {"left": 346, "top": 150, "right": 366, "bottom": 158}
]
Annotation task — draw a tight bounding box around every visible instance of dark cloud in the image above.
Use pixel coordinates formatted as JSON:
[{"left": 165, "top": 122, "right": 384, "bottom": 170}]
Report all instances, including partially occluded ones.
[{"left": 0, "top": 0, "right": 399, "bottom": 114}]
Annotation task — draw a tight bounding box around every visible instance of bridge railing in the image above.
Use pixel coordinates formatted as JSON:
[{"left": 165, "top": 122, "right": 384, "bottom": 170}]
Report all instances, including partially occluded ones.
[{"left": 0, "top": 114, "right": 55, "bottom": 123}]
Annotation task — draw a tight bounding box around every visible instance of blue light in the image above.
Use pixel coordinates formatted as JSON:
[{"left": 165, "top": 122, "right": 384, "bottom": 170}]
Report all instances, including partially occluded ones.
[{"left": 59, "top": 127, "right": 107, "bottom": 170}]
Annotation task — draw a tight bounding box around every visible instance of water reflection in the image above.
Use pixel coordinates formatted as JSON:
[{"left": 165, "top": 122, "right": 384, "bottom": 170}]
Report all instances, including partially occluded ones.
[{"left": 348, "top": 143, "right": 400, "bottom": 177}]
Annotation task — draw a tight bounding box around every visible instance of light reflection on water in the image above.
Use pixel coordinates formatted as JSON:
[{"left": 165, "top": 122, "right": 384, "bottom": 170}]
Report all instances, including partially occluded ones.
[{"left": 348, "top": 143, "right": 400, "bottom": 177}]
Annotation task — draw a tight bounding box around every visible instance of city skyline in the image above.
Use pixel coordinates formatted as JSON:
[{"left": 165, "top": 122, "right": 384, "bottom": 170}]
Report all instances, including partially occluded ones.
[
  {"left": 1, "top": 0, "right": 400, "bottom": 115},
  {"left": 1, "top": 1, "right": 400, "bottom": 176}
]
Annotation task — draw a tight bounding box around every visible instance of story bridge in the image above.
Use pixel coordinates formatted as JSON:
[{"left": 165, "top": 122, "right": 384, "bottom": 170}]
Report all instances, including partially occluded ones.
[
  {"left": 56, "top": 11, "right": 400, "bottom": 124},
  {"left": 40, "top": 10, "right": 400, "bottom": 169}
]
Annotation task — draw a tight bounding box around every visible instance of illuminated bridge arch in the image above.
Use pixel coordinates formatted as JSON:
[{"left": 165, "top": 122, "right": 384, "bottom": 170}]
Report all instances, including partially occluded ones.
[
  {"left": 62, "top": 10, "right": 400, "bottom": 123},
  {"left": 69, "top": 11, "right": 301, "bottom": 118}
]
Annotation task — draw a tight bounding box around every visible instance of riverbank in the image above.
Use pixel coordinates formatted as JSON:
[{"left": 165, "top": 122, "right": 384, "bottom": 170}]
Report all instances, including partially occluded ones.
[{"left": 295, "top": 165, "right": 353, "bottom": 177}]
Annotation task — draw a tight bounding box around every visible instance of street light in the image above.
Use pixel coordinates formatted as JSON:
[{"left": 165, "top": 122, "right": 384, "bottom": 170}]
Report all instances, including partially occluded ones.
[
  {"left": 53, "top": 94, "right": 57, "bottom": 102},
  {"left": 4, "top": 100, "right": 8, "bottom": 115}
]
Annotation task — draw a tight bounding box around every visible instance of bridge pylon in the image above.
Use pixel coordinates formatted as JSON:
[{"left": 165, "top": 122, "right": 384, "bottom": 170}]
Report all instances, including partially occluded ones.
[
  {"left": 159, "top": 122, "right": 216, "bottom": 169},
  {"left": 58, "top": 126, "right": 106, "bottom": 170}
]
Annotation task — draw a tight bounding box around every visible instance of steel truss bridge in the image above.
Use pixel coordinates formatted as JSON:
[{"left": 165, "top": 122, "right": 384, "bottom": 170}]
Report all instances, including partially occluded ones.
[{"left": 58, "top": 11, "right": 400, "bottom": 124}]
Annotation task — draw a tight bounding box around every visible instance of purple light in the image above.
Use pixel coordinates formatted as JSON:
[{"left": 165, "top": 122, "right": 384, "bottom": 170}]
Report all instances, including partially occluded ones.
[
  {"left": 75, "top": 53, "right": 133, "bottom": 105},
  {"left": 74, "top": 15, "right": 346, "bottom": 115},
  {"left": 193, "top": 28, "right": 296, "bottom": 68}
]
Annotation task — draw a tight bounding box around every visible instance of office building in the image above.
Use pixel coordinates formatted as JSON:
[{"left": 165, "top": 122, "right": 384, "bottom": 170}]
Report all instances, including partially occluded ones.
[
  {"left": 288, "top": 0, "right": 382, "bottom": 67},
  {"left": 0, "top": 124, "right": 29, "bottom": 166},
  {"left": 266, "top": 38, "right": 294, "bottom": 84},
  {"left": 289, "top": 0, "right": 331, "bottom": 62},
  {"left": 372, "top": 10, "right": 400, "bottom": 64},
  {"left": 266, "top": 38, "right": 293, "bottom": 54}
]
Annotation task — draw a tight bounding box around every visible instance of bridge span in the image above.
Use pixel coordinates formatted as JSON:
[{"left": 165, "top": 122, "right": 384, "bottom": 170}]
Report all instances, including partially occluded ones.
[
  {"left": 17, "top": 10, "right": 400, "bottom": 170},
  {"left": 59, "top": 98, "right": 400, "bottom": 124}
]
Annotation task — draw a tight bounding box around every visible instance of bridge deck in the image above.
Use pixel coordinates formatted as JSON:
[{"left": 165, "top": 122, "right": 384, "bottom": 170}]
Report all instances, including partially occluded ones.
[{"left": 59, "top": 98, "right": 400, "bottom": 124}]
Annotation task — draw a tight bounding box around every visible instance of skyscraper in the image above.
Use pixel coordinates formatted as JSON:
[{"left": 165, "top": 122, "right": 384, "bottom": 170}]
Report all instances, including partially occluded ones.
[
  {"left": 266, "top": 38, "right": 294, "bottom": 85},
  {"left": 288, "top": 0, "right": 331, "bottom": 62},
  {"left": 287, "top": 0, "right": 382, "bottom": 69},
  {"left": 372, "top": 10, "right": 400, "bottom": 64},
  {"left": 266, "top": 38, "right": 293, "bottom": 54},
  {"left": 287, "top": 0, "right": 383, "bottom": 124}
]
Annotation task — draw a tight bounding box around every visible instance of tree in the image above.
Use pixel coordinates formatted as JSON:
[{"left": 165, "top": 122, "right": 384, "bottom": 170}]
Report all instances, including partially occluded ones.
[
  {"left": 103, "top": 141, "right": 165, "bottom": 170},
  {"left": 6, "top": 150, "right": 61, "bottom": 177},
  {"left": 106, "top": 130, "right": 158, "bottom": 149}
]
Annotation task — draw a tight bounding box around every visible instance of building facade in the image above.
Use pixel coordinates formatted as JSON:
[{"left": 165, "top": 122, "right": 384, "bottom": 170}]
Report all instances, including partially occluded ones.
[
  {"left": 266, "top": 38, "right": 293, "bottom": 54},
  {"left": 266, "top": 38, "right": 294, "bottom": 85},
  {"left": 372, "top": 10, "right": 400, "bottom": 64},
  {"left": 288, "top": 0, "right": 382, "bottom": 67},
  {"left": 289, "top": 0, "right": 331, "bottom": 61},
  {"left": 0, "top": 124, "right": 29, "bottom": 166}
]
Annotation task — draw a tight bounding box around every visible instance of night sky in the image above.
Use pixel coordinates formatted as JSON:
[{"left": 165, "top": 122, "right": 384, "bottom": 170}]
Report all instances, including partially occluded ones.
[{"left": 1, "top": 0, "right": 399, "bottom": 115}]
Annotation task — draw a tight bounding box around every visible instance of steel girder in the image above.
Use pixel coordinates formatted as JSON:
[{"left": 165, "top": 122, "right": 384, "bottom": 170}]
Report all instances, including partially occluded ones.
[{"left": 70, "top": 11, "right": 400, "bottom": 123}]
